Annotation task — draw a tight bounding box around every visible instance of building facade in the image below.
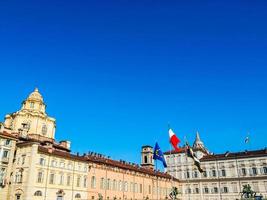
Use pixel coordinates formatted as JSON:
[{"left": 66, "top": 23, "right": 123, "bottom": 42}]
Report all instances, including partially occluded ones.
[
  {"left": 164, "top": 132, "right": 267, "bottom": 200},
  {"left": 0, "top": 88, "right": 179, "bottom": 200},
  {"left": 0, "top": 129, "right": 17, "bottom": 200}
]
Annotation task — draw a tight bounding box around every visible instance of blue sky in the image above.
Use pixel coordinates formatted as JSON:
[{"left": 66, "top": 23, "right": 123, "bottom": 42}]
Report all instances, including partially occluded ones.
[{"left": 0, "top": 0, "right": 267, "bottom": 163}]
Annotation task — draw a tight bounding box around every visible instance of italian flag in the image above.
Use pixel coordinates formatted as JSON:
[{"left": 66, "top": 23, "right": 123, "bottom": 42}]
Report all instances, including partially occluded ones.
[{"left": 168, "top": 128, "right": 181, "bottom": 151}]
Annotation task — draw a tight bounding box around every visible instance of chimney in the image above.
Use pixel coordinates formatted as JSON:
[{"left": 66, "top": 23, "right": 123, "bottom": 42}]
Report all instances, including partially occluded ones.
[{"left": 59, "top": 140, "right": 71, "bottom": 150}]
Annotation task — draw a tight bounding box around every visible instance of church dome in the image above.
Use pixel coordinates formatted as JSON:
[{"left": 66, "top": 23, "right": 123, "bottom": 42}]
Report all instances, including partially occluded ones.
[{"left": 27, "top": 88, "right": 43, "bottom": 102}]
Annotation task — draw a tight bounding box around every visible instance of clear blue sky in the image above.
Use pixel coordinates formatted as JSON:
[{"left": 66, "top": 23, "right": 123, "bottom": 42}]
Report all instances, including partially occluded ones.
[{"left": 0, "top": 0, "right": 267, "bottom": 163}]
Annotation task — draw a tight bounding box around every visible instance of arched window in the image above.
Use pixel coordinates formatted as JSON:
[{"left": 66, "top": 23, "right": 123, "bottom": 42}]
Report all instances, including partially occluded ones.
[
  {"left": 75, "top": 193, "right": 81, "bottom": 198},
  {"left": 41, "top": 124, "right": 47, "bottom": 135},
  {"left": 34, "top": 190, "right": 42, "bottom": 196},
  {"left": 144, "top": 156, "right": 148, "bottom": 163}
]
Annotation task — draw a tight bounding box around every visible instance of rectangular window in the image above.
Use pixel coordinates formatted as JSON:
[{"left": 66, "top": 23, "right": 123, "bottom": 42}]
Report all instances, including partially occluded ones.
[
  {"left": 241, "top": 168, "right": 246, "bottom": 176},
  {"left": 15, "top": 172, "right": 22, "bottom": 183},
  {"left": 5, "top": 139, "right": 11, "bottom": 146},
  {"left": 221, "top": 169, "right": 226, "bottom": 177},
  {"left": 232, "top": 182, "right": 238, "bottom": 193},
  {"left": 223, "top": 187, "right": 228, "bottom": 193},
  {"left": 264, "top": 181, "right": 267, "bottom": 191},
  {"left": 51, "top": 160, "right": 57, "bottom": 167},
  {"left": 186, "top": 171, "right": 190, "bottom": 178},
  {"left": 107, "top": 179, "right": 110, "bottom": 190},
  {"left": 84, "top": 176, "right": 87, "bottom": 188},
  {"left": 0, "top": 168, "right": 6, "bottom": 185},
  {"left": 263, "top": 167, "right": 267, "bottom": 174},
  {"left": 212, "top": 170, "right": 216, "bottom": 177},
  {"left": 76, "top": 176, "right": 81, "bottom": 187},
  {"left": 37, "top": 171, "right": 43, "bottom": 183},
  {"left": 124, "top": 182, "right": 128, "bottom": 192},
  {"left": 134, "top": 183, "right": 138, "bottom": 193},
  {"left": 21, "top": 155, "right": 26, "bottom": 165},
  {"left": 67, "top": 175, "right": 71, "bottom": 186},
  {"left": 252, "top": 182, "right": 259, "bottom": 192},
  {"left": 2, "top": 150, "right": 9, "bottom": 158},
  {"left": 188, "top": 188, "right": 191, "bottom": 194},
  {"left": 100, "top": 178, "right": 104, "bottom": 189},
  {"left": 91, "top": 176, "right": 96, "bottom": 189},
  {"left": 214, "top": 187, "right": 218, "bottom": 193},
  {"left": 39, "top": 158, "right": 45, "bottom": 166},
  {"left": 119, "top": 180, "right": 123, "bottom": 191},
  {"left": 252, "top": 168, "right": 257, "bottom": 175},
  {"left": 203, "top": 171, "right": 207, "bottom": 177},
  {"left": 60, "top": 162, "right": 65, "bottom": 168},
  {"left": 49, "top": 173, "right": 55, "bottom": 184},
  {"left": 195, "top": 188, "right": 199, "bottom": 194},
  {"left": 59, "top": 174, "right": 64, "bottom": 185},
  {"left": 204, "top": 187, "right": 209, "bottom": 193}
]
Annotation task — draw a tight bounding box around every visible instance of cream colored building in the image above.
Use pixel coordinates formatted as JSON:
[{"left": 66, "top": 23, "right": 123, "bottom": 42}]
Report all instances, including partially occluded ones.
[
  {"left": 164, "top": 132, "right": 267, "bottom": 200},
  {"left": 0, "top": 130, "right": 17, "bottom": 200},
  {"left": 0, "top": 88, "right": 179, "bottom": 200}
]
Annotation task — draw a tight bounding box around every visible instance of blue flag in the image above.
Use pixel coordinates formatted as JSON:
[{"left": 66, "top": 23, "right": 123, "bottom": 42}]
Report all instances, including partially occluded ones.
[{"left": 153, "top": 142, "right": 167, "bottom": 168}]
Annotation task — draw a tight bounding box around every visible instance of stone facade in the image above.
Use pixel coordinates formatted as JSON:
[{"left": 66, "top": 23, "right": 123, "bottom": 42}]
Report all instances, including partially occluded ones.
[
  {"left": 164, "top": 133, "right": 267, "bottom": 200},
  {"left": 0, "top": 88, "right": 179, "bottom": 200}
]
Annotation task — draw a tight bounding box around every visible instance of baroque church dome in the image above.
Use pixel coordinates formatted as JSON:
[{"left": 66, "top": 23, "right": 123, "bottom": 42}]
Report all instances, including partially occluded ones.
[{"left": 27, "top": 88, "right": 44, "bottom": 102}]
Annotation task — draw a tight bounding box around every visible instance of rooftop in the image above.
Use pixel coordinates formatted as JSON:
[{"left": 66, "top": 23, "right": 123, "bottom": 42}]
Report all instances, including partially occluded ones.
[{"left": 164, "top": 147, "right": 267, "bottom": 161}]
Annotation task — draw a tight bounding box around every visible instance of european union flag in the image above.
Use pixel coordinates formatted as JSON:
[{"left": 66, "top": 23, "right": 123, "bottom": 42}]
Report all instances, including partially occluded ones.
[{"left": 153, "top": 142, "right": 167, "bottom": 168}]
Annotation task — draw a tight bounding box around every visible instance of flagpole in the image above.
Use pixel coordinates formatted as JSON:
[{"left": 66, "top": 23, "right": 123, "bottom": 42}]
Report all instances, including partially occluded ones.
[
  {"left": 156, "top": 159, "right": 159, "bottom": 200},
  {"left": 168, "top": 124, "right": 176, "bottom": 200},
  {"left": 169, "top": 142, "right": 174, "bottom": 200},
  {"left": 184, "top": 136, "right": 191, "bottom": 200},
  {"left": 248, "top": 131, "right": 251, "bottom": 151}
]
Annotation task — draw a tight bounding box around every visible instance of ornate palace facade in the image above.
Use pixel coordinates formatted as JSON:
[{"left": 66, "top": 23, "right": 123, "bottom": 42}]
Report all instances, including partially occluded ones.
[
  {"left": 0, "top": 89, "right": 178, "bottom": 200},
  {"left": 164, "top": 133, "right": 267, "bottom": 200}
]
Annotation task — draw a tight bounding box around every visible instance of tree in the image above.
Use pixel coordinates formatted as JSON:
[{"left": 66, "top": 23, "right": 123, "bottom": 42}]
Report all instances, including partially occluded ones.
[{"left": 241, "top": 184, "right": 256, "bottom": 199}]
